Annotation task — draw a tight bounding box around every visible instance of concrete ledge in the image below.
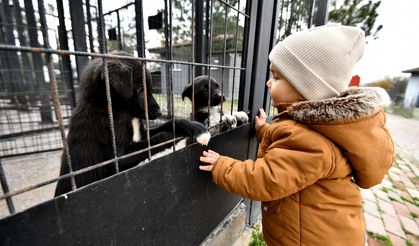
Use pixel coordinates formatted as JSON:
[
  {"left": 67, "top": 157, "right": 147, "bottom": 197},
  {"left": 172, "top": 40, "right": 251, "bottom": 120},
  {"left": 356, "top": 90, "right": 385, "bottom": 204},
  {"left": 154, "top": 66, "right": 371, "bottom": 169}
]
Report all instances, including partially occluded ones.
[{"left": 200, "top": 202, "right": 247, "bottom": 246}]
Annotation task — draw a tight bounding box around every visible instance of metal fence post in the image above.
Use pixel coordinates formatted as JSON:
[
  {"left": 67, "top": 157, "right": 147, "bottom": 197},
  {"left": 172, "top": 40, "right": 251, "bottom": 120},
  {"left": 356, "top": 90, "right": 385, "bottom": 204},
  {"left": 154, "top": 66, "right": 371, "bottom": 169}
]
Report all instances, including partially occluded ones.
[
  {"left": 313, "top": 0, "right": 329, "bottom": 26},
  {"left": 240, "top": 0, "right": 278, "bottom": 226},
  {"left": 56, "top": 0, "right": 76, "bottom": 108},
  {"left": 194, "top": 0, "right": 205, "bottom": 76},
  {"left": 69, "top": 0, "right": 89, "bottom": 80}
]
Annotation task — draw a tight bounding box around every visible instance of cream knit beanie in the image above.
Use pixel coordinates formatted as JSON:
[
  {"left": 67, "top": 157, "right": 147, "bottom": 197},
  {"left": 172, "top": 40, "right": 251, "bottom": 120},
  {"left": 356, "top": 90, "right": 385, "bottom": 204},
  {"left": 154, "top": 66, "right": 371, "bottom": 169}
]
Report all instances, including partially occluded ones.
[{"left": 269, "top": 24, "right": 365, "bottom": 100}]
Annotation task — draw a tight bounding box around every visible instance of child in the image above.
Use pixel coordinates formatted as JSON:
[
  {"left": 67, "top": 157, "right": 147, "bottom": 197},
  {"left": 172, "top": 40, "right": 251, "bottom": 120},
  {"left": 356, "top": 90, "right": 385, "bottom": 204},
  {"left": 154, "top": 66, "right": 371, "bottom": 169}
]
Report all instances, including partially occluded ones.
[{"left": 199, "top": 24, "right": 394, "bottom": 245}]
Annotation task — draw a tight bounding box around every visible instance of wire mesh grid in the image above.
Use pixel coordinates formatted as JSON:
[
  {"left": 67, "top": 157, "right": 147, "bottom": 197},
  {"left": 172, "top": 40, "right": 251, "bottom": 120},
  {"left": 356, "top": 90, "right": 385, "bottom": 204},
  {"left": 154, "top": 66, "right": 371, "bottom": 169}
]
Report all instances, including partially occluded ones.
[
  {"left": 0, "top": 0, "right": 249, "bottom": 218},
  {"left": 0, "top": 0, "right": 322, "bottom": 219}
]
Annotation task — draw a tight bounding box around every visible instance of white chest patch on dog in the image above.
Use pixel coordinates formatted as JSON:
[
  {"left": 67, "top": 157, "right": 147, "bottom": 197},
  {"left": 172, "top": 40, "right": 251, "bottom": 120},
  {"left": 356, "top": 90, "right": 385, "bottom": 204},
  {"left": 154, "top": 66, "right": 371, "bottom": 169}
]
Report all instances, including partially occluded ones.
[
  {"left": 200, "top": 106, "right": 222, "bottom": 127},
  {"left": 132, "top": 117, "right": 141, "bottom": 142}
]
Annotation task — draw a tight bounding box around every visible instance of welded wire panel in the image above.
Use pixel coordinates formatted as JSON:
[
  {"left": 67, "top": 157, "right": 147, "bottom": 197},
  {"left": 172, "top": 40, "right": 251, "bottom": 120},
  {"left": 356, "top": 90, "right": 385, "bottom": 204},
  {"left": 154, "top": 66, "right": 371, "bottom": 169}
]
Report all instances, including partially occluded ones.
[
  {"left": 0, "top": 0, "right": 321, "bottom": 221},
  {"left": 0, "top": 0, "right": 249, "bottom": 217}
]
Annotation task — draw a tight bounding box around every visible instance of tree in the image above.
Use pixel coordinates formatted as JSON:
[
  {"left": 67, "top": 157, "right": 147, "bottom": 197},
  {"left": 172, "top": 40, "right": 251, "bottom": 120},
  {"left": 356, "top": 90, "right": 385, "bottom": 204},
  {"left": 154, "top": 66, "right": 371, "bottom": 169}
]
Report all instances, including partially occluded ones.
[
  {"left": 328, "top": 0, "right": 383, "bottom": 39},
  {"left": 277, "top": 0, "right": 313, "bottom": 41},
  {"left": 155, "top": 0, "right": 243, "bottom": 53}
]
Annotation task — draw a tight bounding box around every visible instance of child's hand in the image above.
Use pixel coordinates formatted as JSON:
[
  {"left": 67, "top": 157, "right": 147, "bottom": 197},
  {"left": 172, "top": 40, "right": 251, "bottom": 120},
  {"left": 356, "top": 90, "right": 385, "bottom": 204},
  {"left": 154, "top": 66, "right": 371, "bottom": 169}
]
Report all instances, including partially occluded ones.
[
  {"left": 199, "top": 150, "right": 220, "bottom": 172},
  {"left": 255, "top": 108, "right": 267, "bottom": 132}
]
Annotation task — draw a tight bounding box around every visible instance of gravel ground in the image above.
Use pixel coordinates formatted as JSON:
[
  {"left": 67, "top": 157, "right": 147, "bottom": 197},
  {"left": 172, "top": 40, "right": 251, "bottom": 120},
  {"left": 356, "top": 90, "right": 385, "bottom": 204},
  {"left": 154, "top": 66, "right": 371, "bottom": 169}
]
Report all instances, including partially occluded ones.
[{"left": 0, "top": 150, "right": 61, "bottom": 218}]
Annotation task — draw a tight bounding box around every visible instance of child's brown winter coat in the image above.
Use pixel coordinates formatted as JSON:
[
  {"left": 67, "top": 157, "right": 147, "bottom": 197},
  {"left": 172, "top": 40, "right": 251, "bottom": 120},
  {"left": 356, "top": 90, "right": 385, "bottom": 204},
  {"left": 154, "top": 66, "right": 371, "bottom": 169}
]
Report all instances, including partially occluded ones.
[{"left": 212, "top": 87, "right": 394, "bottom": 245}]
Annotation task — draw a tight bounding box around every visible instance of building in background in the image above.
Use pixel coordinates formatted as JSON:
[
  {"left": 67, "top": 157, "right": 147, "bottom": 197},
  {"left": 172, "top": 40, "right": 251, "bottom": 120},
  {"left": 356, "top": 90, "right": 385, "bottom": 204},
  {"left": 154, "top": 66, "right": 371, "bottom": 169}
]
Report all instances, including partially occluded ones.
[{"left": 402, "top": 67, "right": 419, "bottom": 108}]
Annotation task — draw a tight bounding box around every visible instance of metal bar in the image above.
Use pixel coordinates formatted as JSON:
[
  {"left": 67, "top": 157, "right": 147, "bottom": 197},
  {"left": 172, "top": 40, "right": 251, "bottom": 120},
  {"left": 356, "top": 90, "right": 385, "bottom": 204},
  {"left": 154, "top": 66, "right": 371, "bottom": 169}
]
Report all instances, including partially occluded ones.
[
  {"left": 0, "top": 125, "right": 68, "bottom": 140},
  {"left": 164, "top": 0, "right": 173, "bottom": 120},
  {"left": 230, "top": 0, "right": 241, "bottom": 114},
  {"left": 86, "top": 0, "right": 96, "bottom": 54},
  {"left": 0, "top": 136, "right": 184, "bottom": 201},
  {"left": 0, "top": 8, "right": 10, "bottom": 96},
  {"left": 217, "top": 0, "right": 250, "bottom": 18},
  {"left": 264, "top": 0, "right": 281, "bottom": 112},
  {"left": 13, "top": 0, "right": 35, "bottom": 102},
  {"left": 277, "top": 0, "right": 285, "bottom": 42},
  {"left": 97, "top": 0, "right": 119, "bottom": 173},
  {"left": 37, "top": 0, "right": 77, "bottom": 191},
  {"left": 2, "top": 2, "right": 25, "bottom": 106},
  {"left": 0, "top": 148, "right": 63, "bottom": 159},
  {"left": 307, "top": 0, "right": 315, "bottom": 28},
  {"left": 242, "top": 0, "right": 277, "bottom": 226},
  {"left": 69, "top": 0, "right": 89, "bottom": 79},
  {"left": 190, "top": 0, "right": 196, "bottom": 121},
  {"left": 141, "top": 64, "right": 152, "bottom": 160},
  {"left": 24, "top": 0, "right": 47, "bottom": 103},
  {"left": 194, "top": 0, "right": 205, "bottom": 76},
  {"left": 0, "top": 4, "right": 15, "bottom": 102},
  {"left": 238, "top": 0, "right": 252, "bottom": 111},
  {"left": 135, "top": 0, "right": 145, "bottom": 57},
  {"left": 116, "top": 10, "right": 122, "bottom": 50},
  {"left": 0, "top": 7, "right": 6, "bottom": 92},
  {"left": 96, "top": 1, "right": 105, "bottom": 54},
  {"left": 101, "top": 2, "right": 134, "bottom": 17},
  {"left": 168, "top": 0, "right": 176, "bottom": 150},
  {"left": 313, "top": 0, "right": 329, "bottom": 26},
  {"left": 56, "top": 0, "right": 76, "bottom": 108},
  {"left": 0, "top": 44, "right": 245, "bottom": 70},
  {"left": 0, "top": 159, "right": 15, "bottom": 214},
  {"left": 207, "top": 0, "right": 214, "bottom": 126},
  {"left": 205, "top": 0, "right": 210, "bottom": 75},
  {"left": 220, "top": 1, "right": 228, "bottom": 120}
]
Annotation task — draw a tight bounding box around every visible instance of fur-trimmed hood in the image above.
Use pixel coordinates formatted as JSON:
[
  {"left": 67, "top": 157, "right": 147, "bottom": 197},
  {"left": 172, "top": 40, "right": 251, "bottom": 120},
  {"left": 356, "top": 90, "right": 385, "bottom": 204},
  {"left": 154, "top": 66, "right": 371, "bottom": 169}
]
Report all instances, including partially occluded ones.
[
  {"left": 287, "top": 87, "right": 391, "bottom": 124},
  {"left": 280, "top": 87, "right": 394, "bottom": 188}
]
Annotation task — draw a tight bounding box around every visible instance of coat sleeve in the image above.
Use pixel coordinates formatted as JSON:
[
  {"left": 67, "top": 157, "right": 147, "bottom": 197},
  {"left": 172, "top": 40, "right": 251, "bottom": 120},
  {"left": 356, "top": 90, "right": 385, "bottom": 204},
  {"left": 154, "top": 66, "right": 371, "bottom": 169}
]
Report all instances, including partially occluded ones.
[
  {"left": 212, "top": 124, "right": 334, "bottom": 201},
  {"left": 256, "top": 123, "right": 270, "bottom": 143}
]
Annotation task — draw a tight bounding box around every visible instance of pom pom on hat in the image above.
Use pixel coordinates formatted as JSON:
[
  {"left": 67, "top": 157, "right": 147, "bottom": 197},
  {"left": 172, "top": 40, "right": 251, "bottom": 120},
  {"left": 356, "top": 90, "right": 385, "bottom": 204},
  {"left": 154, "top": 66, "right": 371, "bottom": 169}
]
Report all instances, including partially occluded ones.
[{"left": 269, "top": 24, "right": 365, "bottom": 100}]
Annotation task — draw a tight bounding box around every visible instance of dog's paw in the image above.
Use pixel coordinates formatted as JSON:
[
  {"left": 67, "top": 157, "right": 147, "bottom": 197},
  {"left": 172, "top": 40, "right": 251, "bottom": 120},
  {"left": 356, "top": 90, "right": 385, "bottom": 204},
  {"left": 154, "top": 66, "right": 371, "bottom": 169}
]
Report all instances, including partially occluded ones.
[
  {"left": 233, "top": 111, "right": 249, "bottom": 125},
  {"left": 222, "top": 114, "right": 237, "bottom": 128},
  {"left": 196, "top": 131, "right": 211, "bottom": 146}
]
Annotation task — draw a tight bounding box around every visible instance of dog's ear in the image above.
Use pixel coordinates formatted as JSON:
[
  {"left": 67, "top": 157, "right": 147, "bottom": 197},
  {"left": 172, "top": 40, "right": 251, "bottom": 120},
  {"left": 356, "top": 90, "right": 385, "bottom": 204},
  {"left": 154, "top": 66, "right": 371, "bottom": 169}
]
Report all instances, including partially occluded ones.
[
  {"left": 103, "top": 60, "right": 133, "bottom": 99},
  {"left": 182, "top": 83, "right": 193, "bottom": 101}
]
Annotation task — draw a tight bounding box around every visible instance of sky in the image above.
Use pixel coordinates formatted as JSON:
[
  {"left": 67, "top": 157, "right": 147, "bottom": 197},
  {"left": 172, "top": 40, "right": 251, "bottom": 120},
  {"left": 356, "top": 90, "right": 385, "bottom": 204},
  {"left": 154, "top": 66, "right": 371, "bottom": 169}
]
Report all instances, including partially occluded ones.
[{"left": 353, "top": 0, "right": 419, "bottom": 84}]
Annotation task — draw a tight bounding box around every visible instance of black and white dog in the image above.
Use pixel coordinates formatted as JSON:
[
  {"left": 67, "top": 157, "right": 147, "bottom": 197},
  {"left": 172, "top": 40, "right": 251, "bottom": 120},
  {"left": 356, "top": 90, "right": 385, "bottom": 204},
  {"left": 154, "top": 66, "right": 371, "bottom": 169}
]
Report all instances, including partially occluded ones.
[
  {"left": 55, "top": 52, "right": 210, "bottom": 196},
  {"left": 182, "top": 75, "right": 248, "bottom": 132}
]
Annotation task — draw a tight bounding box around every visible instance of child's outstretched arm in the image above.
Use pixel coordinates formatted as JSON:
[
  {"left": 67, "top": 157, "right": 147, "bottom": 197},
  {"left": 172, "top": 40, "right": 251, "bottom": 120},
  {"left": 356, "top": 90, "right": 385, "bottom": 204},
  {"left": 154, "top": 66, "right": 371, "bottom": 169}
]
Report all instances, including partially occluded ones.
[
  {"left": 199, "top": 150, "right": 220, "bottom": 172},
  {"left": 198, "top": 125, "right": 335, "bottom": 201}
]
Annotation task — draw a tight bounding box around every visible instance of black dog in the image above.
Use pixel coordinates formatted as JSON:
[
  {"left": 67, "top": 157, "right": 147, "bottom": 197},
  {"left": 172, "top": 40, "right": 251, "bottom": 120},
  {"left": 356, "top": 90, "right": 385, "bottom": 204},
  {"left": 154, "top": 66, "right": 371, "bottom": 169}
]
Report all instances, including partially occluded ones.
[
  {"left": 182, "top": 75, "right": 248, "bottom": 132},
  {"left": 55, "top": 52, "right": 210, "bottom": 196}
]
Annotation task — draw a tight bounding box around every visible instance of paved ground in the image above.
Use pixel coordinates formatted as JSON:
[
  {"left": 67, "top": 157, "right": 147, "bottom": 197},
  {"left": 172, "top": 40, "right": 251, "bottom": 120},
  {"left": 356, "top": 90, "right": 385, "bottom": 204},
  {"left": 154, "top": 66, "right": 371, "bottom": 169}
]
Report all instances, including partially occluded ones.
[
  {"left": 0, "top": 150, "right": 60, "bottom": 218},
  {"left": 1, "top": 113, "right": 419, "bottom": 246},
  {"left": 363, "top": 114, "right": 419, "bottom": 246}
]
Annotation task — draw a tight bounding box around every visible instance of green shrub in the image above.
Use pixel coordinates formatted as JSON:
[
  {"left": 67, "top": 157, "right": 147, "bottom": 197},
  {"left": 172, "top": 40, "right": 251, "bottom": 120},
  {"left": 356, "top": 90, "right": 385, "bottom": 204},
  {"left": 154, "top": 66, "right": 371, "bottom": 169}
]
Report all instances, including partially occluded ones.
[{"left": 249, "top": 224, "right": 267, "bottom": 246}]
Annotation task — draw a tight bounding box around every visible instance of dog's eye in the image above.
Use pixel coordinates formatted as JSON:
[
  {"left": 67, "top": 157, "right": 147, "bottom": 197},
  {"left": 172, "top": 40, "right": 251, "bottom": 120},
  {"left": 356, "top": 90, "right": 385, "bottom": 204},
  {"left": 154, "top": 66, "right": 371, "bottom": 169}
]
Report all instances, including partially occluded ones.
[{"left": 203, "top": 87, "right": 208, "bottom": 92}]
